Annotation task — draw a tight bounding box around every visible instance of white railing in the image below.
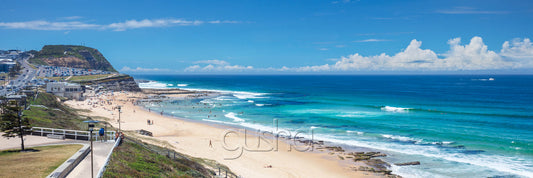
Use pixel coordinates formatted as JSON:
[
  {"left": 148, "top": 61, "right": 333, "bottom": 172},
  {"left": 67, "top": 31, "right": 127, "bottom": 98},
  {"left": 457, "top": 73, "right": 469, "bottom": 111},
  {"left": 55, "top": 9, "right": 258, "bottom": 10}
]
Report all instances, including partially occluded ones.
[{"left": 31, "top": 127, "right": 116, "bottom": 141}]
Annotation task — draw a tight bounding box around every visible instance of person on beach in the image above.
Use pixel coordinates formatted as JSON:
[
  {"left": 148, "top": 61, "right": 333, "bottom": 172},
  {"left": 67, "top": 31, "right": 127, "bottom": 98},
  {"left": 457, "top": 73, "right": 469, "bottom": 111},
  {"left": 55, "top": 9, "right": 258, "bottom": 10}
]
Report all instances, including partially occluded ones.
[
  {"left": 147, "top": 119, "right": 150, "bottom": 125},
  {"left": 209, "top": 140, "right": 213, "bottom": 148}
]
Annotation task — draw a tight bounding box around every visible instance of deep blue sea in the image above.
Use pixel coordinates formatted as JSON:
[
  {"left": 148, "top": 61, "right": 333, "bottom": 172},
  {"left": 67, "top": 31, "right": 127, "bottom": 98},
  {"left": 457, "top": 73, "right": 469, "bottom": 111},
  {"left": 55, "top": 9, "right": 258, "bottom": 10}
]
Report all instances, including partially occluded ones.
[{"left": 134, "top": 75, "right": 533, "bottom": 178}]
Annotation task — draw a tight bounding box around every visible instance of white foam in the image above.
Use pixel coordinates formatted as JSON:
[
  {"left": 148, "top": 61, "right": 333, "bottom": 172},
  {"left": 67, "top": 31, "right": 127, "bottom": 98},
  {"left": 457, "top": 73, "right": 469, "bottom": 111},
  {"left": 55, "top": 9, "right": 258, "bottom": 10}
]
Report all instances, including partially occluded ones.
[
  {"left": 233, "top": 91, "right": 268, "bottom": 100},
  {"left": 382, "top": 134, "right": 423, "bottom": 143},
  {"left": 179, "top": 87, "right": 269, "bottom": 100},
  {"left": 202, "top": 119, "right": 237, "bottom": 125},
  {"left": 225, "top": 112, "right": 245, "bottom": 122},
  {"left": 347, "top": 130, "right": 364, "bottom": 135},
  {"left": 337, "top": 111, "right": 379, "bottom": 118},
  {"left": 381, "top": 106, "right": 411, "bottom": 113},
  {"left": 192, "top": 115, "right": 533, "bottom": 177},
  {"left": 177, "top": 84, "right": 188, "bottom": 87},
  {"left": 167, "top": 84, "right": 174, "bottom": 86},
  {"left": 213, "top": 96, "right": 236, "bottom": 101},
  {"left": 255, "top": 104, "right": 265, "bottom": 107},
  {"left": 138, "top": 81, "right": 168, "bottom": 89},
  {"left": 472, "top": 78, "right": 495, "bottom": 81},
  {"left": 312, "top": 134, "right": 533, "bottom": 177},
  {"left": 247, "top": 100, "right": 254, "bottom": 103}
]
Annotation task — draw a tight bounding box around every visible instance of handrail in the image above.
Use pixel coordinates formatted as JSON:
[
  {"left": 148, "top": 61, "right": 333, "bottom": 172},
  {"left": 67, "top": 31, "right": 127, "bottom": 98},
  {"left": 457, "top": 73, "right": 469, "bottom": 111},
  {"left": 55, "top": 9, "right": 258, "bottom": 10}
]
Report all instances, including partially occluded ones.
[{"left": 30, "top": 126, "right": 116, "bottom": 141}]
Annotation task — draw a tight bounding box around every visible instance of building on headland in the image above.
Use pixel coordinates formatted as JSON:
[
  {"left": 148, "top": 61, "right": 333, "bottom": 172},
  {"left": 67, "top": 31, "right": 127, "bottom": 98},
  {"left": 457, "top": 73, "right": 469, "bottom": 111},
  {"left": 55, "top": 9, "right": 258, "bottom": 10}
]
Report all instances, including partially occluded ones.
[
  {"left": 0, "top": 58, "right": 16, "bottom": 73},
  {"left": 5, "top": 95, "right": 28, "bottom": 107},
  {"left": 46, "top": 82, "right": 84, "bottom": 100}
]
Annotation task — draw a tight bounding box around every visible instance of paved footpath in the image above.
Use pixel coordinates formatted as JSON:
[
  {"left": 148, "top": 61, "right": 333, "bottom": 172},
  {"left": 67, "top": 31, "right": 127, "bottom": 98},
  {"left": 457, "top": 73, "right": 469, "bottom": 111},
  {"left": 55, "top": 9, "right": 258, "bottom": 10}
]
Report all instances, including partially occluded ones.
[
  {"left": 0, "top": 134, "right": 71, "bottom": 150},
  {"left": 67, "top": 140, "right": 115, "bottom": 178},
  {"left": 0, "top": 134, "right": 116, "bottom": 178}
]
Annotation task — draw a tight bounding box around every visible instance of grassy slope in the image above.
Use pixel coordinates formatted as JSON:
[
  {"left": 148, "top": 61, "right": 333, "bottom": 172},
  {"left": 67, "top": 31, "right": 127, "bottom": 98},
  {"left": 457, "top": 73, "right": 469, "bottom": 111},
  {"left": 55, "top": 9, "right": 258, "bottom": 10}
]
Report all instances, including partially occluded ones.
[
  {"left": 67, "top": 74, "right": 114, "bottom": 81},
  {"left": 104, "top": 138, "right": 215, "bottom": 178},
  {"left": 24, "top": 92, "right": 90, "bottom": 130},
  {"left": 0, "top": 144, "right": 83, "bottom": 178},
  {"left": 29, "top": 45, "right": 117, "bottom": 72}
]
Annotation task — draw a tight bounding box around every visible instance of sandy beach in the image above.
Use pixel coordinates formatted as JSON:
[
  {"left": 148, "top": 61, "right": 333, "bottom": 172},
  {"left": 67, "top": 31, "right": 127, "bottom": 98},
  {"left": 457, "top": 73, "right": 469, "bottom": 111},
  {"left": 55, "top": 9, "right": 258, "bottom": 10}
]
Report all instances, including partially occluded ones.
[{"left": 65, "top": 91, "right": 384, "bottom": 178}]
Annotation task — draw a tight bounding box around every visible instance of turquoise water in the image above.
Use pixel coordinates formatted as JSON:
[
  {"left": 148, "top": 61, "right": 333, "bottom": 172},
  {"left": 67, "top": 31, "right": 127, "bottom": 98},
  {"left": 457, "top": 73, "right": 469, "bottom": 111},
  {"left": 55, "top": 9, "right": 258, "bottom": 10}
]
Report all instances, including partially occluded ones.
[{"left": 134, "top": 75, "right": 533, "bottom": 177}]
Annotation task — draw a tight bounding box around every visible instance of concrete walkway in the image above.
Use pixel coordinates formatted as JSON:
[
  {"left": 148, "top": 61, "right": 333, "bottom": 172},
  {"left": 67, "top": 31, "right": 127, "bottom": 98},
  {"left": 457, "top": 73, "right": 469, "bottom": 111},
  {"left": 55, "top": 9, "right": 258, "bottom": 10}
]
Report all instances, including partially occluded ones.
[
  {"left": 0, "top": 135, "right": 71, "bottom": 150},
  {"left": 67, "top": 140, "right": 115, "bottom": 178},
  {"left": 0, "top": 134, "right": 116, "bottom": 178}
]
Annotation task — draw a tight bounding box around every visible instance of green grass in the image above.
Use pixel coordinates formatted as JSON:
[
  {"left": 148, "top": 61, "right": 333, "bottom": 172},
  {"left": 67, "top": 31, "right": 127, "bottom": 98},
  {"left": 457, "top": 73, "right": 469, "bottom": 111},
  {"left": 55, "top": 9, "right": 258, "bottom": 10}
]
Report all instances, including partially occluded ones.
[
  {"left": 24, "top": 92, "right": 100, "bottom": 130},
  {"left": 0, "top": 144, "right": 83, "bottom": 178},
  {"left": 67, "top": 74, "right": 114, "bottom": 81},
  {"left": 104, "top": 138, "right": 216, "bottom": 178},
  {"left": 30, "top": 45, "right": 117, "bottom": 72},
  {"left": 28, "top": 57, "right": 47, "bottom": 65}
]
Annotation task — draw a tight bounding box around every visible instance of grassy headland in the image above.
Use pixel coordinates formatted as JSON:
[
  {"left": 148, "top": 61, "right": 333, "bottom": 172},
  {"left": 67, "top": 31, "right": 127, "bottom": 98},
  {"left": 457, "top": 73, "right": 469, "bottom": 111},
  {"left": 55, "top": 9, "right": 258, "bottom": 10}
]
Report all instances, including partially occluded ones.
[{"left": 29, "top": 45, "right": 117, "bottom": 72}]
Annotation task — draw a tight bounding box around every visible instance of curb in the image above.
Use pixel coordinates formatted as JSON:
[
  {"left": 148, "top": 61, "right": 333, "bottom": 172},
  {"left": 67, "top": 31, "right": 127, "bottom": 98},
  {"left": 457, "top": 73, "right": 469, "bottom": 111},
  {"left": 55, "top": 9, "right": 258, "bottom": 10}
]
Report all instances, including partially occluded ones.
[{"left": 47, "top": 143, "right": 90, "bottom": 178}]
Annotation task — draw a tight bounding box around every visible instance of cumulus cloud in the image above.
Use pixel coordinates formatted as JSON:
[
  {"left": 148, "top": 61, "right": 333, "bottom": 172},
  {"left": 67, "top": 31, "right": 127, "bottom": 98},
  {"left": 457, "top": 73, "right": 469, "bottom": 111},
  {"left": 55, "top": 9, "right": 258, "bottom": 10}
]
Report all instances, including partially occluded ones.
[
  {"left": 185, "top": 60, "right": 253, "bottom": 72},
  {"left": 193, "top": 59, "right": 229, "bottom": 65},
  {"left": 289, "top": 37, "right": 533, "bottom": 72},
  {"left": 0, "top": 18, "right": 241, "bottom": 31},
  {"left": 121, "top": 37, "right": 533, "bottom": 73}
]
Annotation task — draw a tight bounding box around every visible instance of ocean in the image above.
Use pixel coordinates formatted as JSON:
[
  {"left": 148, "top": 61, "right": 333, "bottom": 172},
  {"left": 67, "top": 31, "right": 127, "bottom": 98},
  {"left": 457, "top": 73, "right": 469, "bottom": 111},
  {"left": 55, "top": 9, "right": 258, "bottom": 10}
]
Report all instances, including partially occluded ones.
[{"left": 133, "top": 75, "right": 533, "bottom": 178}]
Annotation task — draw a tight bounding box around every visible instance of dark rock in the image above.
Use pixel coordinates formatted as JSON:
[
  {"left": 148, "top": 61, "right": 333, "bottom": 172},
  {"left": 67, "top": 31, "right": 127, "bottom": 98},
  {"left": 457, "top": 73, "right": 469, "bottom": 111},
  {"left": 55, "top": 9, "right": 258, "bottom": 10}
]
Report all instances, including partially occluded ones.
[{"left": 394, "top": 161, "right": 420, "bottom": 166}]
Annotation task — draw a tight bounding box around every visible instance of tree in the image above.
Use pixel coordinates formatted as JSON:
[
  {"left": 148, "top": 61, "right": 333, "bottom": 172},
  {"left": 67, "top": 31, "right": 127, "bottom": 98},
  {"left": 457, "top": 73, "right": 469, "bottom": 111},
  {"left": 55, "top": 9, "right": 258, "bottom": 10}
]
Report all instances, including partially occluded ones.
[
  {"left": 0, "top": 100, "right": 31, "bottom": 151},
  {"left": 8, "top": 62, "right": 21, "bottom": 78}
]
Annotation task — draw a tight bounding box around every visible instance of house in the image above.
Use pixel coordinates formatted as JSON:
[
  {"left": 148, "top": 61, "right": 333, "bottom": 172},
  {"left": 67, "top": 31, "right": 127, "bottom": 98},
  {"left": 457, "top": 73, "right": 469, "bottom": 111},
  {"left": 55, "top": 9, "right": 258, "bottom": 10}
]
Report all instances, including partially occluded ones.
[
  {"left": 0, "top": 58, "right": 16, "bottom": 72},
  {"left": 46, "top": 82, "right": 84, "bottom": 100}
]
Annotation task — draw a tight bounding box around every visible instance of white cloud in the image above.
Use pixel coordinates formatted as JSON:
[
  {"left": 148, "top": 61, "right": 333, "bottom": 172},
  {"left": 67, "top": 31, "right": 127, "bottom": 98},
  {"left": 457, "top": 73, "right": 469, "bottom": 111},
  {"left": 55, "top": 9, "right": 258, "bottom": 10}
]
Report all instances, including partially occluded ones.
[
  {"left": 60, "top": 16, "right": 83, "bottom": 20},
  {"left": 0, "top": 18, "right": 241, "bottom": 31},
  {"left": 125, "top": 37, "right": 533, "bottom": 73},
  {"left": 184, "top": 65, "right": 201, "bottom": 72},
  {"left": 120, "top": 66, "right": 172, "bottom": 72},
  {"left": 354, "top": 39, "right": 391, "bottom": 42},
  {"left": 501, "top": 38, "right": 533, "bottom": 59},
  {"left": 185, "top": 60, "right": 253, "bottom": 72},
  {"left": 194, "top": 59, "right": 229, "bottom": 65},
  {"left": 500, "top": 38, "right": 533, "bottom": 68},
  {"left": 319, "top": 48, "right": 329, "bottom": 51},
  {"left": 290, "top": 37, "right": 533, "bottom": 72},
  {"left": 0, "top": 20, "right": 101, "bottom": 30}
]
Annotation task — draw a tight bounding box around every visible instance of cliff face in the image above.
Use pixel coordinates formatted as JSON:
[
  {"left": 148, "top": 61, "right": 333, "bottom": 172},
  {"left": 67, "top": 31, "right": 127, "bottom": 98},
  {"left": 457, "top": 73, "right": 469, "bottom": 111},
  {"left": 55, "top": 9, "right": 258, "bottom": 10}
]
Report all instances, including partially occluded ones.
[
  {"left": 74, "top": 74, "right": 141, "bottom": 92},
  {"left": 30, "top": 45, "right": 117, "bottom": 72}
]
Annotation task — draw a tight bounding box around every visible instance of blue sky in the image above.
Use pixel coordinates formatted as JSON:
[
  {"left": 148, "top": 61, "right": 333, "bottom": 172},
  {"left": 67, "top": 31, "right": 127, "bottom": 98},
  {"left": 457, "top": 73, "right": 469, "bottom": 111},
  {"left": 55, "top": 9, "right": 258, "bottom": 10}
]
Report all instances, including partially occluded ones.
[{"left": 1, "top": 0, "right": 532, "bottom": 74}]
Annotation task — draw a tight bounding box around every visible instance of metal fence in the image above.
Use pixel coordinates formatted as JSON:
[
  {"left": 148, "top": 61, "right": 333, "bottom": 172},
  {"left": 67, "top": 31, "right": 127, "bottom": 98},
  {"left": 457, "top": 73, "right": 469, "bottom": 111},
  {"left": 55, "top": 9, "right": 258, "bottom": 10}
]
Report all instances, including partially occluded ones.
[{"left": 30, "top": 126, "right": 116, "bottom": 141}]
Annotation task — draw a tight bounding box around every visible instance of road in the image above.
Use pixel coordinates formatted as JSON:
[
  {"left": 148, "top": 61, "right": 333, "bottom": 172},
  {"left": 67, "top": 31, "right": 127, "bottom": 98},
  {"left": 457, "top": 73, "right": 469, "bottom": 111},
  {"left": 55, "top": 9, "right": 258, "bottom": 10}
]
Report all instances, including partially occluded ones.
[{"left": 0, "top": 57, "right": 38, "bottom": 96}]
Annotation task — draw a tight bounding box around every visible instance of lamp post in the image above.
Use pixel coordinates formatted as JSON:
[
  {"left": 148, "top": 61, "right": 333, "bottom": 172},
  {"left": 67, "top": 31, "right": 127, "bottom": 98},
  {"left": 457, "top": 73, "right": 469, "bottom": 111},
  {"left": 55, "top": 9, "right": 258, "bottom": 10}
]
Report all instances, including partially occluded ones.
[
  {"left": 84, "top": 120, "right": 99, "bottom": 178},
  {"left": 117, "top": 106, "right": 122, "bottom": 132},
  {"left": 104, "top": 122, "right": 107, "bottom": 142}
]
